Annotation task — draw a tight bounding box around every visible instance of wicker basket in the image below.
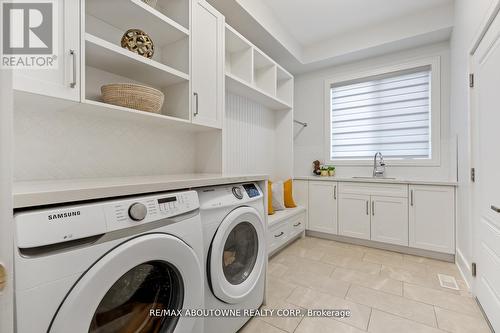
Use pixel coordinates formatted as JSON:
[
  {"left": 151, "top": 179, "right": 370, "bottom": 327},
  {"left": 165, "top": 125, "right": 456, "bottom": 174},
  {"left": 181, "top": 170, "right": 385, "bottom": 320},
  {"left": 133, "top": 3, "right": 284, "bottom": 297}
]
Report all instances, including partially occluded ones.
[{"left": 101, "top": 83, "right": 164, "bottom": 113}]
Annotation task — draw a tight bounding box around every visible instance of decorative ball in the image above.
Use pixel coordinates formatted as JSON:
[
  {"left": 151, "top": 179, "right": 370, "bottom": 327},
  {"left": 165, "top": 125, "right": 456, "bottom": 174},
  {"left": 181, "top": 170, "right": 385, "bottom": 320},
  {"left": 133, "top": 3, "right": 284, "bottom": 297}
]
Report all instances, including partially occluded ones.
[{"left": 121, "top": 29, "right": 154, "bottom": 59}]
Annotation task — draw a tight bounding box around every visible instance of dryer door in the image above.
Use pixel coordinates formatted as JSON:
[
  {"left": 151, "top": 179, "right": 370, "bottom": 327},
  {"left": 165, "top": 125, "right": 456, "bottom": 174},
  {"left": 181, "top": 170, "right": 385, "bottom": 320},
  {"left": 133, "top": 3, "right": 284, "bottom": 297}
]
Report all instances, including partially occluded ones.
[
  {"left": 209, "top": 207, "right": 266, "bottom": 304},
  {"left": 49, "top": 233, "right": 202, "bottom": 333}
]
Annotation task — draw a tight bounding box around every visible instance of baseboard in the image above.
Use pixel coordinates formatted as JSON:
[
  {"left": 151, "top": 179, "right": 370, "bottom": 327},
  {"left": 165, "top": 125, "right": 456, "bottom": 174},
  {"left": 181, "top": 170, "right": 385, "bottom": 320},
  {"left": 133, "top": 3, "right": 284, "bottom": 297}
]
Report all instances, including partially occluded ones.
[
  {"left": 306, "top": 230, "right": 455, "bottom": 262},
  {"left": 456, "top": 248, "right": 473, "bottom": 289}
]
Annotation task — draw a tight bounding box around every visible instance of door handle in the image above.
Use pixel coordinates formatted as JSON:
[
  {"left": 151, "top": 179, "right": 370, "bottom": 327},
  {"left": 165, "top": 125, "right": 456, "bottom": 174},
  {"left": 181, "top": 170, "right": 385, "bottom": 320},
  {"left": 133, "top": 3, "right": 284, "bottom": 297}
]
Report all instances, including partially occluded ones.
[
  {"left": 372, "top": 201, "right": 375, "bottom": 216},
  {"left": 366, "top": 201, "right": 369, "bottom": 215},
  {"left": 193, "top": 92, "right": 199, "bottom": 116},
  {"left": 274, "top": 231, "right": 284, "bottom": 238},
  {"left": 491, "top": 205, "right": 500, "bottom": 213},
  {"left": 410, "top": 189, "right": 414, "bottom": 206},
  {"left": 334, "top": 185, "right": 337, "bottom": 200},
  {"left": 69, "top": 49, "right": 76, "bottom": 88}
]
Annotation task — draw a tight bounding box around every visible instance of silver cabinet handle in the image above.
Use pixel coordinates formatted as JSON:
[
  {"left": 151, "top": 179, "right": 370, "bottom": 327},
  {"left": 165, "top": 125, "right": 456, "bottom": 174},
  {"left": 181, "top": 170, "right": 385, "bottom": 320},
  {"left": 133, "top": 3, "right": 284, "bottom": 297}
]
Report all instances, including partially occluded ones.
[
  {"left": 293, "top": 222, "right": 301, "bottom": 227},
  {"left": 410, "top": 189, "right": 414, "bottom": 206},
  {"left": 193, "top": 92, "right": 199, "bottom": 116},
  {"left": 491, "top": 205, "right": 500, "bottom": 213},
  {"left": 366, "top": 201, "right": 369, "bottom": 215},
  {"left": 69, "top": 49, "right": 76, "bottom": 88},
  {"left": 372, "top": 200, "right": 375, "bottom": 216},
  {"left": 334, "top": 185, "right": 337, "bottom": 200},
  {"left": 274, "top": 231, "right": 284, "bottom": 238}
]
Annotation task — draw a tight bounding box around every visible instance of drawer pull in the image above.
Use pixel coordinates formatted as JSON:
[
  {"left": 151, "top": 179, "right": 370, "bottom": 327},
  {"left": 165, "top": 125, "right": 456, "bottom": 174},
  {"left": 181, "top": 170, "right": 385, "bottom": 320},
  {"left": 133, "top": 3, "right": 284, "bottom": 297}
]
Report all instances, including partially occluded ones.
[
  {"left": 293, "top": 222, "right": 302, "bottom": 227},
  {"left": 491, "top": 205, "right": 500, "bottom": 213},
  {"left": 274, "top": 231, "right": 285, "bottom": 238}
]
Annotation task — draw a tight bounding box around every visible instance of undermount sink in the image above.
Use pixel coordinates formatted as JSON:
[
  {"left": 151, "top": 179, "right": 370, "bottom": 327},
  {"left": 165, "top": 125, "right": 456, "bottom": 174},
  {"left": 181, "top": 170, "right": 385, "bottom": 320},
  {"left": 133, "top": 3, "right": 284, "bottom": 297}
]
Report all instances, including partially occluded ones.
[{"left": 352, "top": 176, "right": 397, "bottom": 180}]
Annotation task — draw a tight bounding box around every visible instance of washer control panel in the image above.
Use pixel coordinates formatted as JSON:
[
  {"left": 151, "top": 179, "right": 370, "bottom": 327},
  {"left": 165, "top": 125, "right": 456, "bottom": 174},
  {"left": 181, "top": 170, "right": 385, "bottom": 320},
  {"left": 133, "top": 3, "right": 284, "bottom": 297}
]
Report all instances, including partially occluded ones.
[{"left": 15, "top": 190, "right": 199, "bottom": 249}]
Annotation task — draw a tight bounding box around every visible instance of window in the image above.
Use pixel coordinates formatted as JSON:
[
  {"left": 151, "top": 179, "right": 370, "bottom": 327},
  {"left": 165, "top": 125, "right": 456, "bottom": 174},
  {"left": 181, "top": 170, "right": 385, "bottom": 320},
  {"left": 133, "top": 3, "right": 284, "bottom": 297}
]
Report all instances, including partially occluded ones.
[{"left": 326, "top": 60, "right": 440, "bottom": 165}]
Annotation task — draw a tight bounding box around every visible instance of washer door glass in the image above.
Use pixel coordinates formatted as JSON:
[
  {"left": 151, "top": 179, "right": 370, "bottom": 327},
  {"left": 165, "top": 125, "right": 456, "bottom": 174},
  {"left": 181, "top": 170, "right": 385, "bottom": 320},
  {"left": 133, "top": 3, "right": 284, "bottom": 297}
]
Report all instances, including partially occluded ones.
[
  {"left": 222, "top": 222, "right": 258, "bottom": 285},
  {"left": 89, "top": 261, "right": 183, "bottom": 333}
]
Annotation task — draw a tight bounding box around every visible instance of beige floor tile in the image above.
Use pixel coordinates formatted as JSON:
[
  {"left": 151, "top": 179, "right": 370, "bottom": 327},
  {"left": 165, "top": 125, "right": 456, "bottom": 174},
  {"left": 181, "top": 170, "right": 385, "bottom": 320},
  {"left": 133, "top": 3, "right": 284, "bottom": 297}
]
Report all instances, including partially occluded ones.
[
  {"left": 363, "top": 247, "right": 404, "bottom": 261},
  {"left": 238, "top": 318, "right": 287, "bottom": 333},
  {"left": 274, "top": 255, "right": 335, "bottom": 277},
  {"left": 267, "top": 276, "right": 299, "bottom": 303},
  {"left": 286, "top": 286, "right": 372, "bottom": 330},
  {"left": 368, "top": 310, "right": 447, "bottom": 333},
  {"left": 365, "top": 252, "right": 428, "bottom": 274},
  {"left": 319, "top": 243, "right": 366, "bottom": 259},
  {"left": 281, "top": 243, "right": 325, "bottom": 261},
  {"left": 321, "top": 254, "right": 382, "bottom": 274},
  {"left": 346, "top": 285, "right": 437, "bottom": 327},
  {"left": 331, "top": 266, "right": 403, "bottom": 296},
  {"left": 260, "top": 299, "right": 304, "bottom": 332},
  {"left": 282, "top": 269, "right": 350, "bottom": 298},
  {"left": 268, "top": 262, "right": 289, "bottom": 278},
  {"left": 435, "top": 307, "right": 492, "bottom": 333},
  {"left": 295, "top": 317, "right": 366, "bottom": 333},
  {"left": 404, "top": 283, "right": 482, "bottom": 317}
]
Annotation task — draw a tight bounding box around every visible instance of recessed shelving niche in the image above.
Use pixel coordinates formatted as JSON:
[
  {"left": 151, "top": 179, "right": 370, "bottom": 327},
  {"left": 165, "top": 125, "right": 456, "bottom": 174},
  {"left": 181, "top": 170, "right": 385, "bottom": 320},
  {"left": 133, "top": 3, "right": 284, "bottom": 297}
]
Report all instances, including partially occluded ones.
[
  {"left": 84, "top": 0, "right": 191, "bottom": 122},
  {"left": 224, "top": 23, "right": 293, "bottom": 111}
]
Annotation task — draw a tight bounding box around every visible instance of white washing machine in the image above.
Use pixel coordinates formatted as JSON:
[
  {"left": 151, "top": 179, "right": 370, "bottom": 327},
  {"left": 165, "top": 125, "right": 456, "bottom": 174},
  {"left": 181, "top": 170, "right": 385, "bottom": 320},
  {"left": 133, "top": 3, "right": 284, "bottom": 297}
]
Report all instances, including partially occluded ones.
[
  {"left": 14, "top": 190, "right": 204, "bottom": 333},
  {"left": 198, "top": 183, "right": 266, "bottom": 333}
]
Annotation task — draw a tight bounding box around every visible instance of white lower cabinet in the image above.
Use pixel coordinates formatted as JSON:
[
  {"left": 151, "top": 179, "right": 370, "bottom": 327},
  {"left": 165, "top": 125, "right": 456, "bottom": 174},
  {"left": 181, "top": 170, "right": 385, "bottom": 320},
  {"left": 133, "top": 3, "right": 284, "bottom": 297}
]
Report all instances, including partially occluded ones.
[
  {"left": 371, "top": 196, "right": 409, "bottom": 246},
  {"left": 338, "top": 194, "right": 370, "bottom": 240},
  {"left": 308, "top": 181, "right": 338, "bottom": 234},
  {"left": 409, "top": 185, "right": 455, "bottom": 254}
]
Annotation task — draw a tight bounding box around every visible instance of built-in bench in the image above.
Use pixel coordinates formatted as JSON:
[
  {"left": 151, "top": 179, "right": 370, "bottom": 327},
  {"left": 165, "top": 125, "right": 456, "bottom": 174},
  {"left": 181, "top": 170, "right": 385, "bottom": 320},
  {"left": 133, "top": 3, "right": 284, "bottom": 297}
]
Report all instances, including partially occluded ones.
[{"left": 267, "top": 206, "right": 306, "bottom": 256}]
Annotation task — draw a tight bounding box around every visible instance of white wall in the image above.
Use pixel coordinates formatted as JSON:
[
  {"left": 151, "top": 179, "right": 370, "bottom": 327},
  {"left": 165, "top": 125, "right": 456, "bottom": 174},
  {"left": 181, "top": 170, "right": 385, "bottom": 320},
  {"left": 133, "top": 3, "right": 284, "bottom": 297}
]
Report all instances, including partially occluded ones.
[
  {"left": 450, "top": 0, "right": 494, "bottom": 285},
  {"left": 294, "top": 42, "right": 455, "bottom": 181}
]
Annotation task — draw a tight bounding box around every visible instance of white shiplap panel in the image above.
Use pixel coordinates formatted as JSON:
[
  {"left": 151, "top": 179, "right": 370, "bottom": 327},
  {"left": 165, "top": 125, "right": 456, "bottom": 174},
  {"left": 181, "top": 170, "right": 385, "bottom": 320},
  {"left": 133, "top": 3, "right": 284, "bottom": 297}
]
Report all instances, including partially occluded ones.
[{"left": 224, "top": 93, "right": 275, "bottom": 176}]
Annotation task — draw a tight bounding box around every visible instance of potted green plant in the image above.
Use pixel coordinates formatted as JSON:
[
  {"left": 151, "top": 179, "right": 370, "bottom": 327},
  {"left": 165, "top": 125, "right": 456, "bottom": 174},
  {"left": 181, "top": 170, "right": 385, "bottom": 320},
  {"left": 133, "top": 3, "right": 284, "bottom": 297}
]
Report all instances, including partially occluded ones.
[
  {"left": 327, "top": 165, "right": 336, "bottom": 177},
  {"left": 320, "top": 165, "right": 329, "bottom": 176}
]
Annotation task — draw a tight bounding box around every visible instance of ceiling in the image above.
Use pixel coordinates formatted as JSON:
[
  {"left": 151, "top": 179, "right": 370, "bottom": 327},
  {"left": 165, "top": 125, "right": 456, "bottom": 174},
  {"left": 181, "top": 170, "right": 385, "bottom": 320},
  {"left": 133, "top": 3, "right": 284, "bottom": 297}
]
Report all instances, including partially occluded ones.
[{"left": 265, "top": 0, "right": 454, "bottom": 47}]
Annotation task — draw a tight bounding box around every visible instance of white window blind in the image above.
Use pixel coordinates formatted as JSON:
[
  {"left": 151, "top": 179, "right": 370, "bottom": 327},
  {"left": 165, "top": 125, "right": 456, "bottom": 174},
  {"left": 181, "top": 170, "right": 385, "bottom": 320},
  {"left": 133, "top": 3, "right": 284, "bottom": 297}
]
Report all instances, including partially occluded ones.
[{"left": 330, "top": 68, "right": 432, "bottom": 160}]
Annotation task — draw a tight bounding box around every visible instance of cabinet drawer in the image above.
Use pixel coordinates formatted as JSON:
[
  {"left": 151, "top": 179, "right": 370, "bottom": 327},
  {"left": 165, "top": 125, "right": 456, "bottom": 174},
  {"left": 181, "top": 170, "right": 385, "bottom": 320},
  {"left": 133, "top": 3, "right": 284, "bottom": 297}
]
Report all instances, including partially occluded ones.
[
  {"left": 339, "top": 182, "right": 408, "bottom": 198},
  {"left": 289, "top": 213, "right": 306, "bottom": 236},
  {"left": 268, "top": 220, "right": 289, "bottom": 253}
]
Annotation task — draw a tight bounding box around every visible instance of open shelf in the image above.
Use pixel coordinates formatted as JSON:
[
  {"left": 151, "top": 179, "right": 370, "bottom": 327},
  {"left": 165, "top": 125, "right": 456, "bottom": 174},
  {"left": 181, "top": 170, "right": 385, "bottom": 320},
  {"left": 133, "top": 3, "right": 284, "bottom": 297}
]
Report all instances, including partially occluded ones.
[
  {"left": 225, "top": 25, "right": 253, "bottom": 84},
  {"left": 277, "top": 66, "right": 293, "bottom": 105},
  {"left": 226, "top": 73, "right": 292, "bottom": 110},
  {"left": 85, "top": 33, "right": 188, "bottom": 88},
  {"left": 253, "top": 49, "right": 277, "bottom": 96},
  {"left": 86, "top": 0, "right": 189, "bottom": 47}
]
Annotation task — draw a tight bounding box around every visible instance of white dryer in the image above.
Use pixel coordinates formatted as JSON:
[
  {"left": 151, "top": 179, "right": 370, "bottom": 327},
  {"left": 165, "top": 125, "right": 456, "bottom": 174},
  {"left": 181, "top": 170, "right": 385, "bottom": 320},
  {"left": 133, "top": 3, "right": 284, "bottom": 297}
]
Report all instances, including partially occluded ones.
[
  {"left": 14, "top": 190, "right": 204, "bottom": 333},
  {"left": 198, "top": 183, "right": 266, "bottom": 333}
]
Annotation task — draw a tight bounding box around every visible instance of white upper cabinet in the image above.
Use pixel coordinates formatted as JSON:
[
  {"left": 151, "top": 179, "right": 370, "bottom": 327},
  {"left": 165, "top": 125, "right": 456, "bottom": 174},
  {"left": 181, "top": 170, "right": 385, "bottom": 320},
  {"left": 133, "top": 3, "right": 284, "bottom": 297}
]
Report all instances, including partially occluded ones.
[
  {"left": 409, "top": 185, "right": 455, "bottom": 254},
  {"left": 371, "top": 196, "right": 409, "bottom": 246},
  {"left": 338, "top": 193, "right": 371, "bottom": 240},
  {"left": 308, "top": 181, "right": 338, "bottom": 234},
  {"left": 191, "top": 0, "right": 224, "bottom": 129},
  {"left": 13, "top": 0, "right": 80, "bottom": 101}
]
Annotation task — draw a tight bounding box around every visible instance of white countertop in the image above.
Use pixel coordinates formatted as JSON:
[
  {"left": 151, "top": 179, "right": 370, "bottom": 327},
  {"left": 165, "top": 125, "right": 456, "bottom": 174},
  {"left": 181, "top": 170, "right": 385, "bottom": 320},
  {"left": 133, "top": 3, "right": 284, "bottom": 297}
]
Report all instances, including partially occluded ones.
[
  {"left": 294, "top": 176, "right": 458, "bottom": 187},
  {"left": 13, "top": 173, "right": 269, "bottom": 209}
]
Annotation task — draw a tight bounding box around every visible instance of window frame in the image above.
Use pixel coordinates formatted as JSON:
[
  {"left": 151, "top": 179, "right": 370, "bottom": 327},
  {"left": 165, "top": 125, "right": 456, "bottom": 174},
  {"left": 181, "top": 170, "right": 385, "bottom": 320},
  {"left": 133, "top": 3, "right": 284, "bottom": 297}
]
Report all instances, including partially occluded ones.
[{"left": 323, "top": 56, "right": 441, "bottom": 166}]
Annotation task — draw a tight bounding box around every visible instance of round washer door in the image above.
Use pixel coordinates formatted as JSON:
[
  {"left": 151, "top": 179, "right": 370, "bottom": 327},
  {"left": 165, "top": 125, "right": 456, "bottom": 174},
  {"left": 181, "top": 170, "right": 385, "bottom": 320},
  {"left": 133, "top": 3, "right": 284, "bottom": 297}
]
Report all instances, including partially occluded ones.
[
  {"left": 209, "top": 206, "right": 265, "bottom": 304},
  {"left": 49, "top": 233, "right": 202, "bottom": 333}
]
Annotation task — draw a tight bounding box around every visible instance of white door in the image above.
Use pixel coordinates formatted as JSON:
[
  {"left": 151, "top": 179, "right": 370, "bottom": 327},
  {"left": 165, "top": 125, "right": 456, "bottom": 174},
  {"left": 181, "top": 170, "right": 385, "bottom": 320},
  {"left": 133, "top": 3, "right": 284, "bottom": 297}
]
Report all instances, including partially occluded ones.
[
  {"left": 471, "top": 8, "right": 500, "bottom": 331},
  {"left": 409, "top": 185, "right": 455, "bottom": 253},
  {"left": 0, "top": 70, "right": 14, "bottom": 333},
  {"left": 191, "top": 0, "right": 224, "bottom": 129},
  {"left": 371, "top": 196, "right": 408, "bottom": 246},
  {"left": 308, "top": 181, "right": 338, "bottom": 234},
  {"left": 12, "top": 0, "right": 80, "bottom": 101},
  {"left": 209, "top": 207, "right": 265, "bottom": 304},
  {"left": 338, "top": 193, "right": 370, "bottom": 240},
  {"left": 49, "top": 234, "right": 203, "bottom": 333}
]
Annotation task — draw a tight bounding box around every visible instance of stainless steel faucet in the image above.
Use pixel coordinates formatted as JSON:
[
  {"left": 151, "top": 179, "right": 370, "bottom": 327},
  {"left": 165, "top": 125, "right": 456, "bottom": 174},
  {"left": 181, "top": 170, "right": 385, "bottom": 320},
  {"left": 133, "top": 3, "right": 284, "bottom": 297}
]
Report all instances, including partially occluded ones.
[{"left": 373, "top": 152, "right": 386, "bottom": 177}]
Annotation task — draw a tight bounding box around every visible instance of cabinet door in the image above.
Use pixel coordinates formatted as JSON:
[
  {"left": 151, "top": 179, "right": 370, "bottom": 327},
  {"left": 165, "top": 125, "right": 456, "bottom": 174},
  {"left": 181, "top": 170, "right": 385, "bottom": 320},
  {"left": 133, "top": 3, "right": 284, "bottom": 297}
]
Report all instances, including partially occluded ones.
[
  {"left": 191, "top": 0, "right": 224, "bottom": 129},
  {"left": 12, "top": 0, "right": 80, "bottom": 101},
  {"left": 308, "top": 181, "right": 337, "bottom": 234},
  {"left": 409, "top": 185, "right": 455, "bottom": 253},
  {"left": 338, "top": 193, "right": 370, "bottom": 240},
  {"left": 371, "top": 196, "right": 409, "bottom": 246}
]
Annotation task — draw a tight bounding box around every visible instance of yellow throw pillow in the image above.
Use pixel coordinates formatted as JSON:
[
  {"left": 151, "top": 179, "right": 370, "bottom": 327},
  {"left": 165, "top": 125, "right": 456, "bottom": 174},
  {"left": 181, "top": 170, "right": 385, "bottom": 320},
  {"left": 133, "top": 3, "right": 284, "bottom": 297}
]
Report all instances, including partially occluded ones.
[
  {"left": 284, "top": 179, "right": 297, "bottom": 208},
  {"left": 268, "top": 181, "right": 275, "bottom": 215}
]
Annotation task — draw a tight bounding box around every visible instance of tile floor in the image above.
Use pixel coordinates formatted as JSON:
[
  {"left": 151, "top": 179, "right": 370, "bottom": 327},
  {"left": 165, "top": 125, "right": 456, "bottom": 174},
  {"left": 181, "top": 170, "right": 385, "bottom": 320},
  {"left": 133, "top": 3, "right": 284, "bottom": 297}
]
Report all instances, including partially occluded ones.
[{"left": 238, "top": 236, "right": 492, "bottom": 333}]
